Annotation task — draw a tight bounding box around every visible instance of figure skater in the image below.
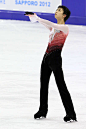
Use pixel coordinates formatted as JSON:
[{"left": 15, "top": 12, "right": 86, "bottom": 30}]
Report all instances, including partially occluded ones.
[{"left": 25, "top": 5, "right": 77, "bottom": 122}]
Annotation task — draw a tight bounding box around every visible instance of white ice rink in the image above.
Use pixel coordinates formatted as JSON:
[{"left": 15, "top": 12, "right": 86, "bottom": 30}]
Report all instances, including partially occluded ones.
[{"left": 0, "top": 19, "right": 86, "bottom": 129}]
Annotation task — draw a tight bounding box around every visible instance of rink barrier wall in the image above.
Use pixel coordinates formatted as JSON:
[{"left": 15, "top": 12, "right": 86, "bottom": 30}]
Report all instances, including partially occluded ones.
[
  {"left": 62, "top": 0, "right": 86, "bottom": 25},
  {"left": 0, "top": 10, "right": 86, "bottom": 25}
]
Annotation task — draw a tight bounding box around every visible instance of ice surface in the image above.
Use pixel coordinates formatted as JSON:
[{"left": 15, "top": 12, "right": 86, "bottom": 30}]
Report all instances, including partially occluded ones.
[{"left": 0, "top": 20, "right": 86, "bottom": 129}]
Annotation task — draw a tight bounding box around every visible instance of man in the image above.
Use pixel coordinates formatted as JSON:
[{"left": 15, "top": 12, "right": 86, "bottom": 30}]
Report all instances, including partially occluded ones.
[{"left": 26, "top": 5, "right": 77, "bottom": 122}]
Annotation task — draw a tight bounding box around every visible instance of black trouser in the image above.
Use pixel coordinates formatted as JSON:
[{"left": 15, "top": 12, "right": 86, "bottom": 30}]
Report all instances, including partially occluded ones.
[{"left": 39, "top": 50, "right": 76, "bottom": 116}]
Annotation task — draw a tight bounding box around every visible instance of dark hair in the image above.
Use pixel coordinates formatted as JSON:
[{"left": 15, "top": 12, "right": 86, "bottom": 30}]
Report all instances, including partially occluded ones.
[{"left": 58, "top": 5, "right": 71, "bottom": 22}]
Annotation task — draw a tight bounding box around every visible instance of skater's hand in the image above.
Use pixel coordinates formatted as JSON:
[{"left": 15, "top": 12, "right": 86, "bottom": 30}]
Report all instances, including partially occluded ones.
[{"left": 25, "top": 13, "right": 40, "bottom": 23}]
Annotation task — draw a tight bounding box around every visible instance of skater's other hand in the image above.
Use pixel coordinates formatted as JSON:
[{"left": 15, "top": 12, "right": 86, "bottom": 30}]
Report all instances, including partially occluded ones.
[{"left": 25, "top": 13, "right": 40, "bottom": 23}]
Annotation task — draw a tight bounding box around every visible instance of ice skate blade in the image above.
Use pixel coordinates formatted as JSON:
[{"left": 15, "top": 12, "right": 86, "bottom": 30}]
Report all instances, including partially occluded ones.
[
  {"left": 34, "top": 116, "right": 46, "bottom": 120},
  {"left": 65, "top": 119, "right": 78, "bottom": 123}
]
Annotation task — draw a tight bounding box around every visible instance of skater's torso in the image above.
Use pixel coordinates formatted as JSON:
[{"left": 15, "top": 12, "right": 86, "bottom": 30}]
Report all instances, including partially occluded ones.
[{"left": 46, "top": 28, "right": 68, "bottom": 53}]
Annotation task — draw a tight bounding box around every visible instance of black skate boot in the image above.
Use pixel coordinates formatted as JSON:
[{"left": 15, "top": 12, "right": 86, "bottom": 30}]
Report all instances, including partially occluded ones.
[
  {"left": 34, "top": 109, "right": 48, "bottom": 119},
  {"left": 64, "top": 114, "right": 77, "bottom": 122}
]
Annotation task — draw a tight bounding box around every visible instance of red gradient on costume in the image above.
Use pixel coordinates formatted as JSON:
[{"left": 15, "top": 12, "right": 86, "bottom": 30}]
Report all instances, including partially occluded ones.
[{"left": 46, "top": 31, "right": 68, "bottom": 53}]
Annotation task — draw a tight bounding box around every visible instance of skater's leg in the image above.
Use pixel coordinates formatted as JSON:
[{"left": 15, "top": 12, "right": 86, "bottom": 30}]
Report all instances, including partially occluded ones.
[
  {"left": 47, "top": 50, "right": 76, "bottom": 117},
  {"left": 34, "top": 54, "right": 52, "bottom": 119},
  {"left": 39, "top": 56, "right": 52, "bottom": 111},
  {"left": 53, "top": 66, "right": 76, "bottom": 117}
]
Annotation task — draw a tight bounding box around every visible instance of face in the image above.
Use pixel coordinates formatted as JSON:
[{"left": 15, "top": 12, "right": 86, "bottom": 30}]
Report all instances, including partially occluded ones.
[{"left": 55, "top": 8, "right": 66, "bottom": 20}]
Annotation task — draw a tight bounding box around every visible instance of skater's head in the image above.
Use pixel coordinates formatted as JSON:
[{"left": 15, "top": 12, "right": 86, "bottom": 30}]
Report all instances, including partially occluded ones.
[{"left": 55, "top": 5, "right": 71, "bottom": 23}]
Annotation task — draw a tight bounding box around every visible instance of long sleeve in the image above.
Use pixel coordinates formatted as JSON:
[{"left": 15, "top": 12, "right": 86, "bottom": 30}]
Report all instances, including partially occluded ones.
[
  {"left": 37, "top": 17, "right": 68, "bottom": 34},
  {"left": 28, "top": 14, "right": 68, "bottom": 33},
  {"left": 29, "top": 14, "right": 52, "bottom": 30}
]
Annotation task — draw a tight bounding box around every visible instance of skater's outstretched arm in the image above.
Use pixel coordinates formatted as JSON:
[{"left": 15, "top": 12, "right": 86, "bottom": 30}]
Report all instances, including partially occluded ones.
[
  {"left": 25, "top": 14, "right": 52, "bottom": 31},
  {"left": 26, "top": 14, "right": 68, "bottom": 33}
]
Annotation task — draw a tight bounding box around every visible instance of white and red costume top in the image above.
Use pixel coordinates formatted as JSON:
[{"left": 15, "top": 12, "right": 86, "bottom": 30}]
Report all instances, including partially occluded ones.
[
  {"left": 28, "top": 14, "right": 69, "bottom": 53},
  {"left": 46, "top": 28, "right": 68, "bottom": 53}
]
